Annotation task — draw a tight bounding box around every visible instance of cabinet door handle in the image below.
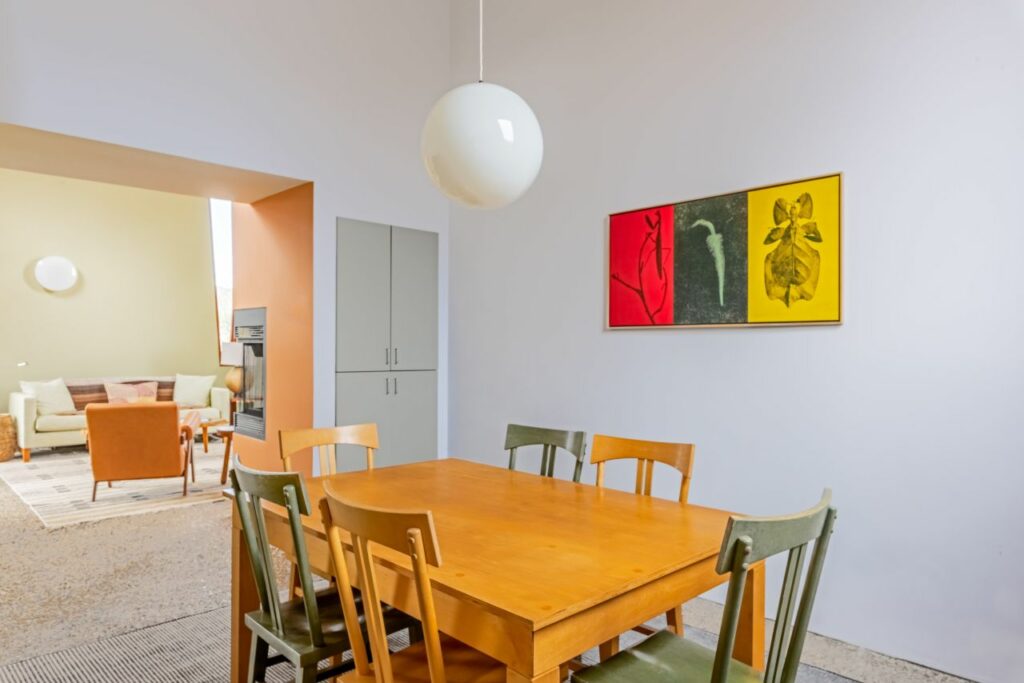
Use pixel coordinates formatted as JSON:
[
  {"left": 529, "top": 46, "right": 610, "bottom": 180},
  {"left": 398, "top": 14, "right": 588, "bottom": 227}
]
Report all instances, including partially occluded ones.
[
  {"left": 385, "top": 347, "right": 389, "bottom": 366},
  {"left": 393, "top": 377, "right": 398, "bottom": 395},
  {"left": 385, "top": 376, "right": 389, "bottom": 395},
  {"left": 393, "top": 347, "right": 398, "bottom": 365}
]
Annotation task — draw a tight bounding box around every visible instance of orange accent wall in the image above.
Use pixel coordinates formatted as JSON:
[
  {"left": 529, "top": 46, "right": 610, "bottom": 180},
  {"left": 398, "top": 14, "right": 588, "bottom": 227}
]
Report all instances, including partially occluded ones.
[{"left": 232, "top": 183, "right": 314, "bottom": 474}]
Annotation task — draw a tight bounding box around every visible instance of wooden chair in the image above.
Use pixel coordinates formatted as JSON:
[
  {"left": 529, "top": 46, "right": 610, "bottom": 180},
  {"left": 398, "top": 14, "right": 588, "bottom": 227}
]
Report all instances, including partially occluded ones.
[
  {"left": 320, "top": 481, "right": 505, "bottom": 683},
  {"left": 592, "top": 433, "right": 695, "bottom": 503},
  {"left": 575, "top": 490, "right": 838, "bottom": 683},
  {"left": 279, "top": 423, "right": 378, "bottom": 474},
  {"left": 279, "top": 424, "right": 379, "bottom": 597},
  {"left": 505, "top": 423, "right": 587, "bottom": 483},
  {"left": 230, "top": 455, "right": 415, "bottom": 683},
  {"left": 591, "top": 433, "right": 695, "bottom": 648},
  {"left": 229, "top": 456, "right": 352, "bottom": 683}
]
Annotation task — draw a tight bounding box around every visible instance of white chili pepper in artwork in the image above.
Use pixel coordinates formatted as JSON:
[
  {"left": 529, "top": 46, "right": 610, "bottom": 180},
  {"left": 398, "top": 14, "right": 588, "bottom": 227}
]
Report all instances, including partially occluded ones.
[{"left": 690, "top": 219, "right": 725, "bottom": 307}]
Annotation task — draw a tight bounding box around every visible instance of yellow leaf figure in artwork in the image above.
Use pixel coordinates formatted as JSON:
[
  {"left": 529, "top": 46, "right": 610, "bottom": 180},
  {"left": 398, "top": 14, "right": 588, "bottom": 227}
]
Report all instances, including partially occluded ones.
[{"left": 763, "top": 192, "right": 822, "bottom": 307}]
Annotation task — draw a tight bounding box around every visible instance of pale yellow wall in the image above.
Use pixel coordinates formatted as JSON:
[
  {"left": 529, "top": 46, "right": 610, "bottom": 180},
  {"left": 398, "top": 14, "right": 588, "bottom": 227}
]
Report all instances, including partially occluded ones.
[{"left": 0, "top": 168, "right": 224, "bottom": 410}]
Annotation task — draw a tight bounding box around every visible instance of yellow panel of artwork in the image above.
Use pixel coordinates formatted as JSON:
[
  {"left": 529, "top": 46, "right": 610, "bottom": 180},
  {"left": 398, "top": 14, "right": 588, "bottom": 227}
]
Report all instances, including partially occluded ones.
[{"left": 746, "top": 175, "right": 841, "bottom": 323}]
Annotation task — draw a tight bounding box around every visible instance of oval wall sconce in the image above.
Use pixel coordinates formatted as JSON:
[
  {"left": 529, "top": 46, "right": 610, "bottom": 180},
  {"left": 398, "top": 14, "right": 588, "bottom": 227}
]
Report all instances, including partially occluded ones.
[{"left": 34, "top": 256, "right": 79, "bottom": 292}]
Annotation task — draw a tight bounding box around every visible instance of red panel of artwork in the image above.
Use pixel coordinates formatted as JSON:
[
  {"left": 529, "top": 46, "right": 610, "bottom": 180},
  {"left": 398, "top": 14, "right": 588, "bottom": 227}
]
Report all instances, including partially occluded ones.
[{"left": 608, "top": 204, "right": 674, "bottom": 326}]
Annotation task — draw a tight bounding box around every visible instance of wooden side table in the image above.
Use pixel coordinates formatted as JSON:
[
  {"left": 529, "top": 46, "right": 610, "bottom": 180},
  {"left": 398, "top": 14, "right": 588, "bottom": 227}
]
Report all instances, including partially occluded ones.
[
  {"left": 216, "top": 425, "right": 235, "bottom": 485},
  {"left": 199, "top": 418, "right": 229, "bottom": 453}
]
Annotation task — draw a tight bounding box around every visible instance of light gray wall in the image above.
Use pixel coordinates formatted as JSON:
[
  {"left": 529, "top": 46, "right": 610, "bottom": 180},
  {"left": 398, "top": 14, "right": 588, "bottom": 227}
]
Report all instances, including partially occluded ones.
[
  {"left": 0, "top": 0, "right": 452, "bottom": 457},
  {"left": 447, "top": 2, "right": 1024, "bottom": 681}
]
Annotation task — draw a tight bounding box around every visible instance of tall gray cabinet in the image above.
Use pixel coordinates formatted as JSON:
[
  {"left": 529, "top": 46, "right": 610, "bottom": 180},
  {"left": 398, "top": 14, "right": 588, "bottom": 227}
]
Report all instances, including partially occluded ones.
[{"left": 335, "top": 218, "right": 438, "bottom": 469}]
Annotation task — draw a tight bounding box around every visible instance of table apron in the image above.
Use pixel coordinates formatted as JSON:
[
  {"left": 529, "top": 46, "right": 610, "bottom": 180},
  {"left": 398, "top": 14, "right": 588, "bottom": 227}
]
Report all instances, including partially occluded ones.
[{"left": 533, "top": 556, "right": 726, "bottom": 673}]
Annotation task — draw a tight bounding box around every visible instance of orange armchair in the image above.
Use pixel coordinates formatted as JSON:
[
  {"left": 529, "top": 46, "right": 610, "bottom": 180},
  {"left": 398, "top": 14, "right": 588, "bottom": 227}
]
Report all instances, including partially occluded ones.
[{"left": 85, "top": 403, "right": 194, "bottom": 501}]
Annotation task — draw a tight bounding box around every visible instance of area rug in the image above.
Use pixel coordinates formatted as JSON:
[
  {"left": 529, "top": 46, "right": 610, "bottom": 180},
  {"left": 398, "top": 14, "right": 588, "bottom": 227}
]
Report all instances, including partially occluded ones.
[{"left": 0, "top": 443, "right": 229, "bottom": 528}]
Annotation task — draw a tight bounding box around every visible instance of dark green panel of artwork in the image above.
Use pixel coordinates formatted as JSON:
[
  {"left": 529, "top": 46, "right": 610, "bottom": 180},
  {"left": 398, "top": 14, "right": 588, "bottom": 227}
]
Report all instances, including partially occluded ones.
[{"left": 673, "top": 192, "right": 748, "bottom": 324}]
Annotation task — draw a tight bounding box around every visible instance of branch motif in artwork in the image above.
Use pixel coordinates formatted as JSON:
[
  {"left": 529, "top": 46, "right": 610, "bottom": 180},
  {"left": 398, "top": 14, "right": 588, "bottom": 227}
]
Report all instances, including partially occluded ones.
[{"left": 611, "top": 212, "right": 671, "bottom": 324}]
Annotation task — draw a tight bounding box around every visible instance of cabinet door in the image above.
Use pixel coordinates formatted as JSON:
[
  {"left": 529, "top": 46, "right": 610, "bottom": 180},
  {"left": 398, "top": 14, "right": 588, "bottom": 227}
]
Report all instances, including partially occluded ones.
[
  {"left": 390, "top": 226, "right": 438, "bottom": 371},
  {"left": 388, "top": 371, "right": 437, "bottom": 466},
  {"left": 335, "top": 371, "right": 393, "bottom": 473},
  {"left": 336, "top": 218, "right": 390, "bottom": 372}
]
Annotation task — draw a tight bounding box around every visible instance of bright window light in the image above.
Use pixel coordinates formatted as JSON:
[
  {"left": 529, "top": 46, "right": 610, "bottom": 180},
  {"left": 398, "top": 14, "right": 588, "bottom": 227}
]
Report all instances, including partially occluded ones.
[{"left": 210, "top": 198, "right": 234, "bottom": 351}]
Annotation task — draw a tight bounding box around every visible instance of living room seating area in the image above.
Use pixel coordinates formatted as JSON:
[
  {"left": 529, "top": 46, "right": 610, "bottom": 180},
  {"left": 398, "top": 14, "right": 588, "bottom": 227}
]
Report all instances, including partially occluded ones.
[{"left": 11, "top": 374, "right": 230, "bottom": 462}]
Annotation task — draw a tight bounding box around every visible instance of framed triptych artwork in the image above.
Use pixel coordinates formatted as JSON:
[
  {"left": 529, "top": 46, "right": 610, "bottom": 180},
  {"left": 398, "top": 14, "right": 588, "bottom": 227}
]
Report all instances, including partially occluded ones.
[{"left": 607, "top": 173, "right": 842, "bottom": 328}]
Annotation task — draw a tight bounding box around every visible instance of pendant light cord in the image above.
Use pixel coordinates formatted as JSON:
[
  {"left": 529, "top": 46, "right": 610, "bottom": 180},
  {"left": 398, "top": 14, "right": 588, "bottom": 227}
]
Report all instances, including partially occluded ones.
[{"left": 478, "top": 0, "right": 484, "bottom": 82}]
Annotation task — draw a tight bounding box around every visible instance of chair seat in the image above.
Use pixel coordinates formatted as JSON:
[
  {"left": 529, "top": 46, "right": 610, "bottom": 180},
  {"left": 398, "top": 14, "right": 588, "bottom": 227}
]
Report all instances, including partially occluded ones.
[
  {"left": 574, "top": 630, "right": 763, "bottom": 683},
  {"left": 340, "top": 634, "right": 505, "bottom": 683},
  {"left": 246, "top": 589, "right": 416, "bottom": 667}
]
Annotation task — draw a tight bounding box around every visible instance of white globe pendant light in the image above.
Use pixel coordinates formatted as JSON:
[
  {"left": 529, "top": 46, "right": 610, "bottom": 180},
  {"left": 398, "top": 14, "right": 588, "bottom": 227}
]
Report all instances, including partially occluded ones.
[{"left": 421, "top": 0, "right": 543, "bottom": 209}]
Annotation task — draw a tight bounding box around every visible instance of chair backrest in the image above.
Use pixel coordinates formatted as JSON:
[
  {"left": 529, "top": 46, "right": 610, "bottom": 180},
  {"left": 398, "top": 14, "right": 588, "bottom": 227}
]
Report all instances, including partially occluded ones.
[
  {"left": 320, "top": 481, "right": 445, "bottom": 683},
  {"left": 228, "top": 455, "right": 325, "bottom": 649},
  {"left": 505, "top": 423, "right": 587, "bottom": 483},
  {"left": 279, "top": 423, "right": 378, "bottom": 474},
  {"left": 590, "top": 433, "right": 695, "bottom": 502},
  {"left": 85, "top": 403, "right": 185, "bottom": 481},
  {"left": 712, "top": 490, "right": 837, "bottom": 683}
]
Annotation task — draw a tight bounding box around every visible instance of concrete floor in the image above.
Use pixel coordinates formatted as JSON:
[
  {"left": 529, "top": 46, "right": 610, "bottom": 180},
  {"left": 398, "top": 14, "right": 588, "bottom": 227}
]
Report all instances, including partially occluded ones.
[
  {"left": 0, "top": 468, "right": 233, "bottom": 665},
  {"left": 0, "top": 458, "right": 970, "bottom": 682}
]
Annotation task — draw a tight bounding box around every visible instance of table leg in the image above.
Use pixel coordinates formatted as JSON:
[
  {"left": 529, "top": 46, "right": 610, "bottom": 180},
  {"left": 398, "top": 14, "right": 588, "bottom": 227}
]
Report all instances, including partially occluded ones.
[
  {"left": 506, "top": 666, "right": 561, "bottom": 683},
  {"left": 733, "top": 561, "right": 766, "bottom": 670},
  {"left": 202, "top": 425, "right": 210, "bottom": 453},
  {"left": 666, "top": 604, "right": 684, "bottom": 635},
  {"left": 220, "top": 431, "right": 234, "bottom": 485},
  {"left": 231, "top": 506, "right": 258, "bottom": 683},
  {"left": 598, "top": 637, "right": 619, "bottom": 662}
]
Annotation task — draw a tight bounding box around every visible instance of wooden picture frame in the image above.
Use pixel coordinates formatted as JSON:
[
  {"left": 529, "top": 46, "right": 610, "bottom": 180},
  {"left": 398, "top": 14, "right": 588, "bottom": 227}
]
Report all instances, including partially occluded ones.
[{"left": 606, "top": 173, "right": 842, "bottom": 329}]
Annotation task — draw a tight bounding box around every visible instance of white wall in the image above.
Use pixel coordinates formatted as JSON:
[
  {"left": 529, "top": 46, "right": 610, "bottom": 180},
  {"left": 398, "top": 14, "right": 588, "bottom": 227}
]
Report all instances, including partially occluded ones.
[
  {"left": 0, "top": 0, "right": 452, "bottom": 456},
  {"left": 447, "top": 1, "right": 1024, "bottom": 681}
]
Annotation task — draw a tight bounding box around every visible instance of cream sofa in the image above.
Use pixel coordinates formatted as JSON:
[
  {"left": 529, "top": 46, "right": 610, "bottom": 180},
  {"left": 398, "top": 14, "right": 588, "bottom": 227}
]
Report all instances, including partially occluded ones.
[{"left": 9, "top": 376, "right": 230, "bottom": 462}]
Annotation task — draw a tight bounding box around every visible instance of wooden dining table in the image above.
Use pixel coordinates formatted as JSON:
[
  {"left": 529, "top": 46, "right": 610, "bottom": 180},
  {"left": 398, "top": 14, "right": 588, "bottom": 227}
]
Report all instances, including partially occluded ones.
[{"left": 228, "top": 458, "right": 764, "bottom": 683}]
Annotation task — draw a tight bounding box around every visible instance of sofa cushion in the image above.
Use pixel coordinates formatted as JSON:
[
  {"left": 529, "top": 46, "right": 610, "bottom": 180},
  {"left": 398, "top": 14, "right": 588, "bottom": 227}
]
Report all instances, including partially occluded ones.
[
  {"left": 105, "top": 381, "right": 159, "bottom": 404},
  {"left": 20, "top": 379, "right": 76, "bottom": 416},
  {"left": 173, "top": 374, "right": 215, "bottom": 408},
  {"left": 178, "top": 406, "right": 221, "bottom": 423},
  {"left": 35, "top": 412, "right": 87, "bottom": 432},
  {"left": 35, "top": 407, "right": 220, "bottom": 433},
  {"left": 67, "top": 378, "right": 175, "bottom": 410}
]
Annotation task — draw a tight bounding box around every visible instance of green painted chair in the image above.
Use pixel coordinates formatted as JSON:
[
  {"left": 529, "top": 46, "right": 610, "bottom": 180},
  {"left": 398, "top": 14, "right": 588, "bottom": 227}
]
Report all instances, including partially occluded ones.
[
  {"left": 575, "top": 489, "right": 837, "bottom": 683},
  {"left": 505, "top": 423, "right": 587, "bottom": 483},
  {"left": 229, "top": 456, "right": 414, "bottom": 683}
]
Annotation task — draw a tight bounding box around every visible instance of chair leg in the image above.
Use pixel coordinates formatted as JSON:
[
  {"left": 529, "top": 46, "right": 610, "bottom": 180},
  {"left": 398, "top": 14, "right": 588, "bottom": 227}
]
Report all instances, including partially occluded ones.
[
  {"left": 21, "top": 448, "right": 30, "bottom": 462},
  {"left": 248, "top": 636, "right": 269, "bottom": 683},
  {"left": 666, "top": 604, "right": 684, "bottom": 635},
  {"left": 295, "top": 665, "right": 316, "bottom": 683},
  {"left": 203, "top": 426, "right": 210, "bottom": 453},
  {"left": 289, "top": 563, "right": 302, "bottom": 598},
  {"left": 91, "top": 481, "right": 98, "bottom": 502},
  {"left": 108, "top": 481, "right": 112, "bottom": 488},
  {"left": 190, "top": 442, "right": 197, "bottom": 482}
]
